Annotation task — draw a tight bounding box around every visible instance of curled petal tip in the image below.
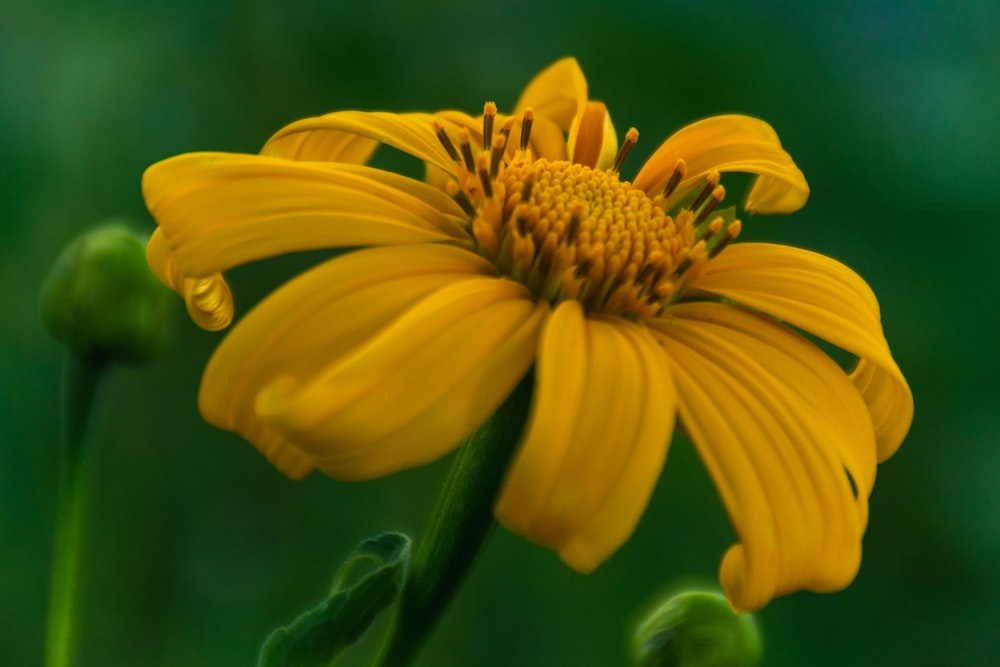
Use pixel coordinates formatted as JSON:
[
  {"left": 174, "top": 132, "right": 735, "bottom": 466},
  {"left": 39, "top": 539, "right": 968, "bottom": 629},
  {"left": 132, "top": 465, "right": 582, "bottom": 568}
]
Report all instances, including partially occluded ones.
[{"left": 184, "top": 275, "right": 234, "bottom": 331}]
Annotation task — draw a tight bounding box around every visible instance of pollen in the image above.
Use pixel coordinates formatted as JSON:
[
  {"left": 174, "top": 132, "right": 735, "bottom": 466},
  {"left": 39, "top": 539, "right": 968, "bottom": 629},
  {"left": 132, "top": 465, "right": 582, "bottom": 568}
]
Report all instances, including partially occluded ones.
[{"left": 436, "top": 104, "right": 741, "bottom": 318}]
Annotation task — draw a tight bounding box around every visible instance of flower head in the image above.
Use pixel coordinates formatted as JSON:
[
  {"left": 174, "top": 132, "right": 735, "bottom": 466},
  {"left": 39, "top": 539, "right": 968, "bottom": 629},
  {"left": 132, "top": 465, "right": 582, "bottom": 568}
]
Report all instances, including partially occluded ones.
[{"left": 143, "top": 58, "right": 912, "bottom": 611}]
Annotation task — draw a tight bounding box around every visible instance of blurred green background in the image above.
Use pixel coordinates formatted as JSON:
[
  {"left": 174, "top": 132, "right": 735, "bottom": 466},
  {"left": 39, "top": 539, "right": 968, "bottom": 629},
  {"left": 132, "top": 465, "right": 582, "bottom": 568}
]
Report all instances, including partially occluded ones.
[{"left": 4, "top": 0, "right": 998, "bottom": 665}]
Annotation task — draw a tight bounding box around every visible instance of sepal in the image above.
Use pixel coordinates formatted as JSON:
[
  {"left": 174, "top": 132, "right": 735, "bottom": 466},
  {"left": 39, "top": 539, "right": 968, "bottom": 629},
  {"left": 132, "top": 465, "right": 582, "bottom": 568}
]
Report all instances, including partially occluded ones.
[
  {"left": 631, "top": 589, "right": 762, "bottom": 667},
  {"left": 257, "top": 532, "right": 412, "bottom": 667}
]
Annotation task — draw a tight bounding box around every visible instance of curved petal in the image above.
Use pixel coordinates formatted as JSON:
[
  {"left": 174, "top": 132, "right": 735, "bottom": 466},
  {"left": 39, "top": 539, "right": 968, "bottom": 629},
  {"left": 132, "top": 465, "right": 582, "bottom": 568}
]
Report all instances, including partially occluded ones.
[
  {"left": 143, "top": 152, "right": 470, "bottom": 278},
  {"left": 632, "top": 115, "right": 809, "bottom": 215},
  {"left": 568, "top": 100, "right": 618, "bottom": 170},
  {"left": 495, "top": 301, "right": 676, "bottom": 572},
  {"left": 262, "top": 111, "right": 457, "bottom": 172},
  {"left": 146, "top": 228, "right": 233, "bottom": 331},
  {"left": 692, "top": 243, "right": 913, "bottom": 460},
  {"left": 253, "top": 277, "right": 545, "bottom": 480},
  {"left": 650, "top": 302, "right": 875, "bottom": 611},
  {"left": 513, "top": 57, "right": 588, "bottom": 132},
  {"left": 199, "top": 244, "right": 500, "bottom": 478},
  {"left": 259, "top": 121, "right": 378, "bottom": 165}
]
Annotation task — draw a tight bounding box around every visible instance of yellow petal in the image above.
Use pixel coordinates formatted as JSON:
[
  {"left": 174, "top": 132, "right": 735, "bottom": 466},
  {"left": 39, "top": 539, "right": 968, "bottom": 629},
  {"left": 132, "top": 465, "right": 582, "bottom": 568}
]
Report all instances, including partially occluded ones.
[
  {"left": 568, "top": 100, "right": 619, "bottom": 170},
  {"left": 850, "top": 357, "right": 911, "bottom": 461},
  {"left": 199, "top": 244, "right": 499, "bottom": 478},
  {"left": 556, "top": 319, "right": 676, "bottom": 570},
  {"left": 693, "top": 243, "right": 913, "bottom": 460},
  {"left": 143, "top": 152, "right": 469, "bottom": 278},
  {"left": 262, "top": 111, "right": 457, "bottom": 172},
  {"left": 259, "top": 119, "right": 378, "bottom": 164},
  {"left": 146, "top": 228, "right": 233, "bottom": 331},
  {"left": 513, "top": 57, "right": 588, "bottom": 131},
  {"left": 632, "top": 115, "right": 809, "bottom": 215},
  {"left": 651, "top": 302, "right": 874, "bottom": 611},
  {"left": 495, "top": 301, "right": 676, "bottom": 572},
  {"left": 254, "top": 277, "right": 544, "bottom": 480}
]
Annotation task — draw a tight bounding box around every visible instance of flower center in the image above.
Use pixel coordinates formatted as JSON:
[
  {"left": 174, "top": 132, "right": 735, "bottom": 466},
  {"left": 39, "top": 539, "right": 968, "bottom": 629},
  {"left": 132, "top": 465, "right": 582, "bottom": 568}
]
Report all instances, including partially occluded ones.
[{"left": 435, "top": 103, "right": 741, "bottom": 318}]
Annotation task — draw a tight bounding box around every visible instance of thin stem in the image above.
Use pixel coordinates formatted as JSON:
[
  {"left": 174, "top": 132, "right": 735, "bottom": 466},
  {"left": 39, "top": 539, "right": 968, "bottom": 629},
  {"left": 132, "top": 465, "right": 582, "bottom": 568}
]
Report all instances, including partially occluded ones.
[
  {"left": 372, "top": 371, "right": 534, "bottom": 667},
  {"left": 45, "top": 353, "right": 108, "bottom": 667}
]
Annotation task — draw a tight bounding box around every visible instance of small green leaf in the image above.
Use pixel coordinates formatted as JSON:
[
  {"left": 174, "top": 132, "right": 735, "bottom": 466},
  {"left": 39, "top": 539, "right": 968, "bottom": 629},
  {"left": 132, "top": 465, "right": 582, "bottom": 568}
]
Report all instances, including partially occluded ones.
[{"left": 258, "top": 532, "right": 412, "bottom": 667}]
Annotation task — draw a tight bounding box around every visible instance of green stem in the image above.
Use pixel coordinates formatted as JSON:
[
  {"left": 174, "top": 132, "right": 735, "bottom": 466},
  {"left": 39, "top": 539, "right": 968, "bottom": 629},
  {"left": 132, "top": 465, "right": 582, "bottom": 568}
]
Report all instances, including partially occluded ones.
[
  {"left": 45, "top": 353, "right": 108, "bottom": 667},
  {"left": 372, "top": 371, "right": 535, "bottom": 667}
]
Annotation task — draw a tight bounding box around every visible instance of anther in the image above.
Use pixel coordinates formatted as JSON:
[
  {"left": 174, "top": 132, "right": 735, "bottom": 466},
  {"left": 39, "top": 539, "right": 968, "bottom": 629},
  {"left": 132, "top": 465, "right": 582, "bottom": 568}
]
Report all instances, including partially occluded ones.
[
  {"left": 654, "top": 279, "right": 677, "bottom": 299},
  {"left": 612, "top": 128, "right": 639, "bottom": 173},
  {"left": 520, "top": 177, "right": 534, "bottom": 204},
  {"left": 574, "top": 257, "right": 594, "bottom": 279},
  {"left": 708, "top": 220, "right": 741, "bottom": 258},
  {"left": 566, "top": 203, "right": 584, "bottom": 244},
  {"left": 477, "top": 154, "right": 493, "bottom": 198},
  {"left": 516, "top": 213, "right": 528, "bottom": 237},
  {"left": 689, "top": 171, "right": 721, "bottom": 212},
  {"left": 459, "top": 129, "right": 476, "bottom": 172},
  {"left": 483, "top": 101, "right": 497, "bottom": 150},
  {"left": 434, "top": 121, "right": 460, "bottom": 162},
  {"left": 537, "top": 232, "right": 559, "bottom": 275},
  {"left": 633, "top": 262, "right": 656, "bottom": 285},
  {"left": 693, "top": 185, "right": 725, "bottom": 226},
  {"left": 662, "top": 159, "right": 687, "bottom": 197},
  {"left": 520, "top": 109, "right": 535, "bottom": 151},
  {"left": 499, "top": 118, "right": 514, "bottom": 153},
  {"left": 673, "top": 240, "right": 706, "bottom": 278},
  {"left": 489, "top": 134, "right": 505, "bottom": 179},
  {"left": 446, "top": 181, "right": 477, "bottom": 218},
  {"left": 697, "top": 216, "right": 725, "bottom": 242}
]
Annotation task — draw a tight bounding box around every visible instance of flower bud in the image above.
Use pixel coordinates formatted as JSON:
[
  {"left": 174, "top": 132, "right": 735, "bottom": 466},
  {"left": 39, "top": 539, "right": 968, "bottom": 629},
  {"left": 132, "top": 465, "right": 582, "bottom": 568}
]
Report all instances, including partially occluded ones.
[
  {"left": 40, "top": 222, "right": 175, "bottom": 363},
  {"left": 631, "top": 589, "right": 762, "bottom": 667}
]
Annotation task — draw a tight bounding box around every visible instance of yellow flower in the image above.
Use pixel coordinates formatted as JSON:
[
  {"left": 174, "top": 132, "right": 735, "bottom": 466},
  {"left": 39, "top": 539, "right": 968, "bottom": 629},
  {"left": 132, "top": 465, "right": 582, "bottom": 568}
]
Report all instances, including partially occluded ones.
[{"left": 143, "top": 58, "right": 912, "bottom": 611}]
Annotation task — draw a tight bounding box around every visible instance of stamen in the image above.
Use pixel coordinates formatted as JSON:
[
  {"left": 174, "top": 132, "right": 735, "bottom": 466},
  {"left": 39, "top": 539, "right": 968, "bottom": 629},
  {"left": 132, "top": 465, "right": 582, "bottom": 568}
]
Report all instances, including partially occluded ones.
[
  {"left": 459, "top": 129, "right": 476, "bottom": 172},
  {"left": 566, "top": 203, "right": 584, "bottom": 244},
  {"left": 673, "top": 240, "right": 706, "bottom": 278},
  {"left": 489, "top": 134, "right": 505, "bottom": 179},
  {"left": 477, "top": 154, "right": 493, "bottom": 198},
  {"left": 697, "top": 215, "right": 725, "bottom": 242},
  {"left": 693, "top": 185, "right": 725, "bottom": 226},
  {"left": 434, "top": 121, "right": 460, "bottom": 162},
  {"left": 535, "top": 232, "right": 559, "bottom": 276},
  {"left": 516, "top": 213, "right": 528, "bottom": 237},
  {"left": 499, "top": 118, "right": 514, "bottom": 153},
  {"left": 662, "top": 159, "right": 687, "bottom": 197},
  {"left": 520, "top": 177, "right": 534, "bottom": 204},
  {"left": 654, "top": 278, "right": 677, "bottom": 299},
  {"left": 689, "top": 171, "right": 721, "bottom": 211},
  {"left": 483, "top": 101, "right": 497, "bottom": 150},
  {"left": 633, "top": 261, "right": 656, "bottom": 285},
  {"left": 446, "top": 181, "right": 477, "bottom": 218},
  {"left": 672, "top": 256, "right": 693, "bottom": 277},
  {"left": 520, "top": 109, "right": 534, "bottom": 151},
  {"left": 466, "top": 157, "right": 728, "bottom": 318},
  {"left": 612, "top": 128, "right": 639, "bottom": 173},
  {"left": 708, "top": 220, "right": 741, "bottom": 258}
]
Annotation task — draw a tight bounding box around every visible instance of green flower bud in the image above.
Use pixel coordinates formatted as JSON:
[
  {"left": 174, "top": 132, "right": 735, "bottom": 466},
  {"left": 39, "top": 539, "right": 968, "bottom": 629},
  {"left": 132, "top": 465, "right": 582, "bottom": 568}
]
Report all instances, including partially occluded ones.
[
  {"left": 631, "top": 590, "right": 762, "bottom": 667},
  {"left": 40, "top": 222, "right": 175, "bottom": 363}
]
